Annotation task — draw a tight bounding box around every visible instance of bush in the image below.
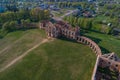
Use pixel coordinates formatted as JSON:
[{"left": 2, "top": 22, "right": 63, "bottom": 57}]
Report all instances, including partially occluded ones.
[
  {"left": 0, "top": 29, "right": 8, "bottom": 38},
  {"left": 2, "top": 21, "right": 18, "bottom": 32}
]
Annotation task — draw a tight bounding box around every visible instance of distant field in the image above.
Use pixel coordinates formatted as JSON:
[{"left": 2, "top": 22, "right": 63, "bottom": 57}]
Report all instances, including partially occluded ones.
[
  {"left": 0, "top": 31, "right": 96, "bottom": 80},
  {"left": 84, "top": 30, "right": 120, "bottom": 56}
]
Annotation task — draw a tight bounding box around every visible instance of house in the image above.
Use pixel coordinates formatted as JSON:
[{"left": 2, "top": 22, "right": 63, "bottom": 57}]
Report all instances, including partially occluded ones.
[
  {"left": 39, "top": 3, "right": 49, "bottom": 10},
  {"left": 107, "top": 23, "right": 112, "bottom": 27},
  {"left": 113, "top": 28, "right": 120, "bottom": 35},
  {"left": 83, "top": 11, "right": 92, "bottom": 17}
]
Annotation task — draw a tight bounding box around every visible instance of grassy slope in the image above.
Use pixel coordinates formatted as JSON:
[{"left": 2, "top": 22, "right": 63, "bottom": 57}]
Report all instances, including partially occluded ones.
[
  {"left": 0, "top": 29, "right": 46, "bottom": 69},
  {"left": 84, "top": 30, "right": 120, "bottom": 56},
  {"left": 0, "top": 37, "right": 96, "bottom": 80}
]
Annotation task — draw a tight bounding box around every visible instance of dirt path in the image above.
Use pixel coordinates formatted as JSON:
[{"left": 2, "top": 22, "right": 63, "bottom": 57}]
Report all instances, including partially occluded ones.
[
  {"left": 0, "top": 38, "right": 49, "bottom": 72},
  {"left": 0, "top": 34, "right": 29, "bottom": 55}
]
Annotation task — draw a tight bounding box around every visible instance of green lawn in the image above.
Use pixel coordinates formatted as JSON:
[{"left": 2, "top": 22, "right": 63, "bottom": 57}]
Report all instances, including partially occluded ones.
[
  {"left": 0, "top": 29, "right": 120, "bottom": 80},
  {"left": 0, "top": 35, "right": 96, "bottom": 80},
  {"left": 83, "top": 30, "right": 120, "bottom": 56},
  {"left": 0, "top": 29, "right": 46, "bottom": 69}
]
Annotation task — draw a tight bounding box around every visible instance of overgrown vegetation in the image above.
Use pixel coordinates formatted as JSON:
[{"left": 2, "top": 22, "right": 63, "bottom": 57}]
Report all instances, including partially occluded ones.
[
  {"left": 59, "top": 2, "right": 120, "bottom": 35},
  {"left": 0, "top": 8, "right": 50, "bottom": 37},
  {"left": 83, "top": 30, "right": 120, "bottom": 56},
  {"left": 98, "top": 67, "right": 118, "bottom": 80},
  {"left": 96, "top": 3, "right": 120, "bottom": 31},
  {"left": 64, "top": 16, "right": 112, "bottom": 34}
]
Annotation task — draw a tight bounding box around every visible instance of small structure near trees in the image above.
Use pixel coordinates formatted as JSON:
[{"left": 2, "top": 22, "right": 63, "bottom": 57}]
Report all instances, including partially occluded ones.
[{"left": 113, "top": 28, "right": 120, "bottom": 35}]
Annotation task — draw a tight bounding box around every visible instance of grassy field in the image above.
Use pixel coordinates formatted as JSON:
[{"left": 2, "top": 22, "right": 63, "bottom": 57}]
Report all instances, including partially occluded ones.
[
  {"left": 0, "top": 28, "right": 120, "bottom": 80},
  {"left": 0, "top": 29, "right": 46, "bottom": 69},
  {"left": 0, "top": 31, "right": 96, "bottom": 80},
  {"left": 83, "top": 30, "right": 120, "bottom": 56}
]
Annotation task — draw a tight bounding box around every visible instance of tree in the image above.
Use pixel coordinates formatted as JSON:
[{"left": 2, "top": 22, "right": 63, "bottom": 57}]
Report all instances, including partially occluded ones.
[
  {"left": 87, "top": 19, "right": 93, "bottom": 29},
  {"left": 73, "top": 17, "right": 78, "bottom": 27},
  {"left": 9, "top": 21, "right": 18, "bottom": 31},
  {"left": 30, "top": 8, "right": 40, "bottom": 21},
  {"left": 2, "top": 22, "right": 10, "bottom": 31},
  {"left": 77, "top": 18, "right": 82, "bottom": 27},
  {"left": 69, "top": 16, "right": 74, "bottom": 26},
  {"left": 2, "top": 21, "right": 18, "bottom": 32},
  {"left": 43, "top": 10, "right": 50, "bottom": 20},
  {"left": 17, "top": 10, "right": 30, "bottom": 20},
  {"left": 30, "top": 8, "right": 50, "bottom": 22}
]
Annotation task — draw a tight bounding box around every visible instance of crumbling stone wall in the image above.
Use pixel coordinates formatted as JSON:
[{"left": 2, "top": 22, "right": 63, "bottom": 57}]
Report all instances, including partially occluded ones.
[
  {"left": 94, "top": 56, "right": 120, "bottom": 80},
  {"left": 99, "top": 57, "right": 120, "bottom": 71},
  {"left": 40, "top": 21, "right": 80, "bottom": 39},
  {"left": 76, "top": 36, "right": 102, "bottom": 56},
  {"left": 40, "top": 20, "right": 120, "bottom": 80}
]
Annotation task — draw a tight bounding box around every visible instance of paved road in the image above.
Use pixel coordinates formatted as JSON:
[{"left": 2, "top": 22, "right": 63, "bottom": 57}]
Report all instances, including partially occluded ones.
[{"left": 60, "top": 9, "right": 78, "bottom": 18}]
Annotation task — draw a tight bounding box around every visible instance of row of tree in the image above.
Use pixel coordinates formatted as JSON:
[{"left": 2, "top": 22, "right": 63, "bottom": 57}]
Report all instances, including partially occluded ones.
[
  {"left": 64, "top": 16, "right": 112, "bottom": 34},
  {"left": 0, "top": 8, "right": 50, "bottom": 37},
  {"left": 0, "top": 8, "right": 50, "bottom": 25},
  {"left": 48, "top": 2, "right": 95, "bottom": 10}
]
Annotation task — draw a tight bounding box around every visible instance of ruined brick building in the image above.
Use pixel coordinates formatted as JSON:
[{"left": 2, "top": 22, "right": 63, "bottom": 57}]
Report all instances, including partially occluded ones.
[
  {"left": 40, "top": 20, "right": 120, "bottom": 80},
  {"left": 94, "top": 53, "right": 120, "bottom": 80},
  {"left": 40, "top": 21, "right": 80, "bottom": 39}
]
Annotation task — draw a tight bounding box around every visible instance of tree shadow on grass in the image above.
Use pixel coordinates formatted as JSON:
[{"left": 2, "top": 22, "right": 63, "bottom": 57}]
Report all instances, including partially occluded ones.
[
  {"left": 84, "top": 36, "right": 110, "bottom": 54},
  {"left": 59, "top": 36, "right": 110, "bottom": 55},
  {"left": 84, "top": 35, "right": 102, "bottom": 44},
  {"left": 80, "top": 29, "right": 102, "bottom": 44},
  {"left": 81, "top": 29, "right": 111, "bottom": 54},
  {"left": 0, "top": 36, "right": 3, "bottom": 39},
  {"left": 100, "top": 46, "right": 110, "bottom": 54},
  {"left": 58, "top": 36, "right": 78, "bottom": 44},
  {"left": 81, "top": 29, "right": 104, "bottom": 35},
  {"left": 80, "top": 29, "right": 90, "bottom": 35}
]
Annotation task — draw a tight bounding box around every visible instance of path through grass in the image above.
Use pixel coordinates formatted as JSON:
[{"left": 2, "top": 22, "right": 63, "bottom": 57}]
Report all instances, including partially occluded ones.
[
  {"left": 0, "top": 38, "right": 96, "bottom": 80},
  {"left": 0, "top": 29, "right": 46, "bottom": 69}
]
